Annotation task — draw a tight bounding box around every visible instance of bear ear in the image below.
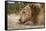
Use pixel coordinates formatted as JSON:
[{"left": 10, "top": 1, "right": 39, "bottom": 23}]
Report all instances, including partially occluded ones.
[
  {"left": 29, "top": 5, "right": 31, "bottom": 8},
  {"left": 29, "top": 4, "right": 35, "bottom": 9}
]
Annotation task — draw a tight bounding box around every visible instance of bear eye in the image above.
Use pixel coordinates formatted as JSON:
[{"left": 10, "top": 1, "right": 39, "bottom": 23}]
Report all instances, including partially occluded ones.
[{"left": 23, "top": 11, "right": 25, "bottom": 13}]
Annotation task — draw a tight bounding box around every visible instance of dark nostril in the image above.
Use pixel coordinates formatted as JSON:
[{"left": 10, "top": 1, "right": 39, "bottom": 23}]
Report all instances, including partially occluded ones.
[
  {"left": 19, "top": 18, "right": 25, "bottom": 24},
  {"left": 19, "top": 19, "right": 21, "bottom": 21},
  {"left": 19, "top": 18, "right": 22, "bottom": 23}
]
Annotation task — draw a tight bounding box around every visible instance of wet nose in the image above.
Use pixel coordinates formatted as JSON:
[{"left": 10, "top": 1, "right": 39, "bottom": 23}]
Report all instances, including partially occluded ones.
[
  {"left": 19, "top": 18, "right": 22, "bottom": 23},
  {"left": 19, "top": 18, "right": 25, "bottom": 24}
]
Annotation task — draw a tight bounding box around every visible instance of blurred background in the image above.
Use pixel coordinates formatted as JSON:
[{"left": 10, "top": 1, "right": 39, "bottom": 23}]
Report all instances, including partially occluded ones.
[{"left": 6, "top": 1, "right": 32, "bottom": 14}]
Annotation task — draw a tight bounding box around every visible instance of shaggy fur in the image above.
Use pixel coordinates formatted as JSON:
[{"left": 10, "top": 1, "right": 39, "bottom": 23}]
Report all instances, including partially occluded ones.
[{"left": 19, "top": 3, "right": 45, "bottom": 25}]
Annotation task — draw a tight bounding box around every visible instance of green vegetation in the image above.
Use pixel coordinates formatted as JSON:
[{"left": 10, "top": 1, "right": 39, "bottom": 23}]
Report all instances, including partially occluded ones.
[{"left": 7, "top": 2, "right": 30, "bottom": 14}]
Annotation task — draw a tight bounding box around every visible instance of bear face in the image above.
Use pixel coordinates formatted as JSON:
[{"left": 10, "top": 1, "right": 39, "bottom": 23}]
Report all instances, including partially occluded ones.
[
  {"left": 19, "top": 4, "right": 32, "bottom": 24},
  {"left": 18, "top": 3, "right": 45, "bottom": 25}
]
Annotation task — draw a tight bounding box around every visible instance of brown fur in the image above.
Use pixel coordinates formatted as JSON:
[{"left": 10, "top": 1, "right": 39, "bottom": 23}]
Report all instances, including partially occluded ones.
[{"left": 19, "top": 3, "right": 45, "bottom": 25}]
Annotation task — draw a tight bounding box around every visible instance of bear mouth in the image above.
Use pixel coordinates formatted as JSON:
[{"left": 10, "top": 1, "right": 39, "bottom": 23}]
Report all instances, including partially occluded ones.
[{"left": 19, "top": 18, "right": 34, "bottom": 25}]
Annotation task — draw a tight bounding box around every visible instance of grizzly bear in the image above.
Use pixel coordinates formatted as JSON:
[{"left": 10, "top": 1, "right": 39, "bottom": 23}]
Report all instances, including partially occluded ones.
[{"left": 19, "top": 3, "right": 45, "bottom": 25}]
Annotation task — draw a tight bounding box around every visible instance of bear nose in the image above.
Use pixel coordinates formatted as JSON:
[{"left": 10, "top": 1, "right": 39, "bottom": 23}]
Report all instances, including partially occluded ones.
[
  {"left": 19, "top": 18, "right": 22, "bottom": 23},
  {"left": 19, "top": 18, "right": 25, "bottom": 24}
]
